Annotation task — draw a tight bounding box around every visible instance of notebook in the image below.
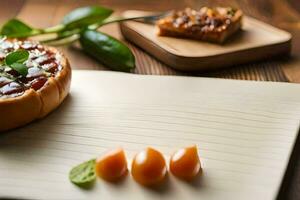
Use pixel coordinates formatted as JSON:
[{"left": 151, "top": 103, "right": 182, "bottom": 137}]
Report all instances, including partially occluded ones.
[{"left": 0, "top": 70, "right": 300, "bottom": 200}]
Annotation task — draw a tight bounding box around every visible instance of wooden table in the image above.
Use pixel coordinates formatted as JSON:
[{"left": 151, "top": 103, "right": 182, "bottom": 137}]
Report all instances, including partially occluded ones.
[{"left": 0, "top": 0, "right": 300, "bottom": 199}]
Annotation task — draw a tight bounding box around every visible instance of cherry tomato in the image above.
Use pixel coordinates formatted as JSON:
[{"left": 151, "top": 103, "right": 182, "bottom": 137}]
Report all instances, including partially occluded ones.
[
  {"left": 95, "top": 148, "right": 128, "bottom": 182},
  {"left": 170, "top": 145, "right": 202, "bottom": 181},
  {"left": 131, "top": 147, "right": 167, "bottom": 186}
]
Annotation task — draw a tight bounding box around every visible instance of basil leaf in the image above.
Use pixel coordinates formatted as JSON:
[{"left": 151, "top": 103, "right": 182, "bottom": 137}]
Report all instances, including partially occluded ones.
[
  {"left": 1, "top": 19, "right": 38, "bottom": 38},
  {"left": 9, "top": 63, "right": 28, "bottom": 77},
  {"left": 5, "top": 50, "right": 29, "bottom": 66},
  {"left": 80, "top": 30, "right": 135, "bottom": 72},
  {"left": 69, "top": 159, "right": 96, "bottom": 188},
  {"left": 62, "top": 6, "right": 113, "bottom": 29}
]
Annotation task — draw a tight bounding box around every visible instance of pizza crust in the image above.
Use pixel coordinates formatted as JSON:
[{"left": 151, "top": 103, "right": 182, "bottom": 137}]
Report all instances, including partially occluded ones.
[{"left": 0, "top": 46, "right": 72, "bottom": 132}]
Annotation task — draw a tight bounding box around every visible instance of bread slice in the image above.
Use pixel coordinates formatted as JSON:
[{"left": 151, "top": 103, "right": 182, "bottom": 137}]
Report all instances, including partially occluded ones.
[
  {"left": 0, "top": 40, "right": 71, "bottom": 132},
  {"left": 157, "top": 7, "right": 243, "bottom": 43}
]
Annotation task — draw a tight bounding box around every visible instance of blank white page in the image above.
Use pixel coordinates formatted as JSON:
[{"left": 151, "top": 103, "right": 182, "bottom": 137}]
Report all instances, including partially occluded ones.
[{"left": 0, "top": 70, "right": 300, "bottom": 200}]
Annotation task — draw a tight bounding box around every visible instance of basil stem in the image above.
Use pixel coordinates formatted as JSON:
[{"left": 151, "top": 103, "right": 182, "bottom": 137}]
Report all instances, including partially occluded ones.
[
  {"left": 42, "top": 24, "right": 66, "bottom": 34},
  {"left": 43, "top": 34, "right": 80, "bottom": 46},
  {"left": 41, "top": 28, "right": 81, "bottom": 44},
  {"left": 88, "top": 13, "right": 169, "bottom": 30}
]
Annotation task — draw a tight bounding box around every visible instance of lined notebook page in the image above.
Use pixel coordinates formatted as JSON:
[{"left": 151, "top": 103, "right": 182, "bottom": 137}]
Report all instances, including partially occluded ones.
[{"left": 0, "top": 70, "right": 300, "bottom": 200}]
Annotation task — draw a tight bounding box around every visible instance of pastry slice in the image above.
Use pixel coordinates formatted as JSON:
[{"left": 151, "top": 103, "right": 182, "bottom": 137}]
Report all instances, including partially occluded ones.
[
  {"left": 157, "top": 7, "right": 243, "bottom": 43},
  {"left": 0, "top": 39, "right": 71, "bottom": 132}
]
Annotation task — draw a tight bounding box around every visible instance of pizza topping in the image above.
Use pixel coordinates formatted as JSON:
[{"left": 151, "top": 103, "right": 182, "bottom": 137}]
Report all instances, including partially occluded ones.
[
  {"left": 0, "top": 82, "right": 24, "bottom": 96},
  {"left": 0, "top": 76, "right": 13, "bottom": 87},
  {"left": 27, "top": 67, "right": 46, "bottom": 78},
  {"left": 0, "top": 39, "right": 63, "bottom": 98},
  {"left": 30, "top": 77, "right": 48, "bottom": 91}
]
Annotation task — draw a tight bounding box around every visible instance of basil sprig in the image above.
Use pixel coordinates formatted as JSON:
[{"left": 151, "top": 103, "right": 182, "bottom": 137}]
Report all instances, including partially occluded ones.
[
  {"left": 4, "top": 50, "right": 29, "bottom": 77},
  {"left": 69, "top": 159, "right": 96, "bottom": 188},
  {"left": 1, "top": 19, "right": 40, "bottom": 38},
  {"left": 0, "top": 6, "right": 113, "bottom": 38},
  {"left": 0, "top": 5, "right": 137, "bottom": 72}
]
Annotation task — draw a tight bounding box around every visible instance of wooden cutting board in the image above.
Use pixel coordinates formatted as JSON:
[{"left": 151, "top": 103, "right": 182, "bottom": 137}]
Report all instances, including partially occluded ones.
[
  {"left": 119, "top": 10, "right": 292, "bottom": 72},
  {"left": 1, "top": 71, "right": 300, "bottom": 200}
]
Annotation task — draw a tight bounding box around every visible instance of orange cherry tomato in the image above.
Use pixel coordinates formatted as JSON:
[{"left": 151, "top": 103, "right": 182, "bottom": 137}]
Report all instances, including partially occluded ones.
[
  {"left": 95, "top": 148, "right": 128, "bottom": 182},
  {"left": 131, "top": 147, "right": 167, "bottom": 186},
  {"left": 170, "top": 145, "right": 202, "bottom": 181}
]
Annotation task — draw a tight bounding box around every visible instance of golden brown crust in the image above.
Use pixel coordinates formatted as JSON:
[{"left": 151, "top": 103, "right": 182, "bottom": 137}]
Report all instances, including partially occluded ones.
[
  {"left": 157, "top": 7, "right": 243, "bottom": 43},
  {"left": 0, "top": 89, "right": 41, "bottom": 132},
  {"left": 51, "top": 48, "right": 72, "bottom": 104},
  {"left": 0, "top": 46, "right": 71, "bottom": 132},
  {"left": 37, "top": 78, "right": 60, "bottom": 118}
]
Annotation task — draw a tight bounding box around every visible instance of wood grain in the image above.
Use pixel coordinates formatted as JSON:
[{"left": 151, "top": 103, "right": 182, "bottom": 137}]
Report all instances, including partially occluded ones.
[
  {"left": 0, "top": 0, "right": 24, "bottom": 22},
  {"left": 0, "top": 1, "right": 299, "bottom": 199},
  {"left": 0, "top": 0, "right": 297, "bottom": 82},
  {"left": 120, "top": 11, "right": 291, "bottom": 71},
  {"left": 1, "top": 71, "right": 300, "bottom": 200}
]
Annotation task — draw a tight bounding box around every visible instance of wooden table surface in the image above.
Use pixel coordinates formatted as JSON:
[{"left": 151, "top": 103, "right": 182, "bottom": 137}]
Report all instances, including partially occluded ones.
[{"left": 0, "top": 0, "right": 300, "bottom": 199}]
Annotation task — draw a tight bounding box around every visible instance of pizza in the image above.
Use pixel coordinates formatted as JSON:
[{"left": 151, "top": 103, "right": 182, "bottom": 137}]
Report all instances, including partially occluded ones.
[
  {"left": 157, "top": 7, "right": 243, "bottom": 43},
  {"left": 0, "top": 39, "right": 71, "bottom": 132}
]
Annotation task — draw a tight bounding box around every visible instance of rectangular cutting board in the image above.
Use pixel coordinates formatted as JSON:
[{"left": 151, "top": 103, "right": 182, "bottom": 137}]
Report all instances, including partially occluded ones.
[
  {"left": 120, "top": 10, "right": 292, "bottom": 71},
  {"left": 0, "top": 71, "right": 300, "bottom": 200}
]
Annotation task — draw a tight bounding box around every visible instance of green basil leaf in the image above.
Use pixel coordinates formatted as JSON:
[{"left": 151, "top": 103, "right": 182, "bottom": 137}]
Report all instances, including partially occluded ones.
[
  {"left": 5, "top": 50, "right": 29, "bottom": 65},
  {"left": 80, "top": 30, "right": 135, "bottom": 72},
  {"left": 10, "top": 63, "right": 28, "bottom": 77},
  {"left": 69, "top": 159, "right": 96, "bottom": 188},
  {"left": 62, "top": 6, "right": 113, "bottom": 29},
  {"left": 1, "top": 19, "right": 38, "bottom": 38}
]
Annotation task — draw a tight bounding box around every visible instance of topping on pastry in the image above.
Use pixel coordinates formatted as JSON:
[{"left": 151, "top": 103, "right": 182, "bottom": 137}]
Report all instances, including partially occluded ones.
[
  {"left": 0, "top": 39, "right": 63, "bottom": 98},
  {"left": 157, "top": 7, "right": 243, "bottom": 43}
]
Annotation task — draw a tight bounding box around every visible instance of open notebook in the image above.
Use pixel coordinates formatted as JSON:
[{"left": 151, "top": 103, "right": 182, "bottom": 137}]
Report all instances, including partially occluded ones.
[{"left": 0, "top": 70, "right": 300, "bottom": 200}]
